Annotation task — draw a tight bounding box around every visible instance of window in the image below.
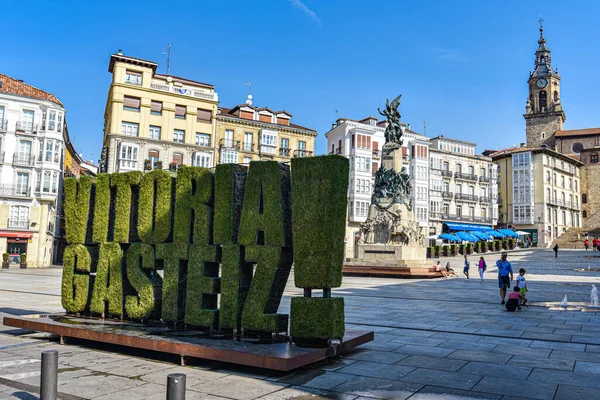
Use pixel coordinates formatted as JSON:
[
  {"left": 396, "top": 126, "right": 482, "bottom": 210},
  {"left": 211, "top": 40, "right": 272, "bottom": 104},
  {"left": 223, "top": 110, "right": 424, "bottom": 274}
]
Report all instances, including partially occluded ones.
[
  {"left": 512, "top": 152, "right": 531, "bottom": 167},
  {"left": 16, "top": 172, "right": 29, "bottom": 195},
  {"left": 196, "top": 133, "right": 210, "bottom": 147},
  {"left": 572, "top": 142, "right": 584, "bottom": 153},
  {"left": 592, "top": 153, "right": 599, "bottom": 163},
  {"left": 9, "top": 206, "right": 29, "bottom": 228},
  {"left": 260, "top": 131, "right": 277, "bottom": 154},
  {"left": 583, "top": 194, "right": 587, "bottom": 204},
  {"left": 149, "top": 126, "right": 161, "bottom": 140},
  {"left": 36, "top": 172, "right": 41, "bottom": 192},
  {"left": 121, "top": 122, "right": 139, "bottom": 137},
  {"left": 173, "top": 129, "right": 185, "bottom": 143},
  {"left": 547, "top": 207, "right": 551, "bottom": 223},
  {"left": 539, "top": 90, "right": 547, "bottom": 110},
  {"left": 43, "top": 171, "right": 51, "bottom": 193},
  {"left": 48, "top": 110, "right": 56, "bottom": 130},
  {"left": 456, "top": 205, "right": 462, "bottom": 216},
  {"left": 443, "top": 161, "right": 449, "bottom": 171},
  {"left": 175, "top": 105, "right": 186, "bottom": 119},
  {"left": 298, "top": 141, "right": 306, "bottom": 150},
  {"left": 52, "top": 171, "right": 59, "bottom": 194},
  {"left": 221, "top": 149, "right": 238, "bottom": 164},
  {"left": 468, "top": 166, "right": 474, "bottom": 175},
  {"left": 21, "top": 110, "right": 34, "bottom": 132},
  {"left": 584, "top": 210, "right": 588, "bottom": 218},
  {"left": 355, "top": 156, "right": 371, "bottom": 172},
  {"left": 0, "top": 105, "right": 4, "bottom": 123},
  {"left": 456, "top": 184, "right": 462, "bottom": 194},
  {"left": 125, "top": 70, "right": 142, "bottom": 85},
  {"left": 244, "top": 132, "right": 253, "bottom": 151},
  {"left": 150, "top": 101, "right": 163, "bottom": 115},
  {"left": 119, "top": 144, "right": 138, "bottom": 170},
  {"left": 456, "top": 164, "right": 462, "bottom": 173},
  {"left": 45, "top": 140, "right": 54, "bottom": 162},
  {"left": 197, "top": 109, "right": 212, "bottom": 123},
  {"left": 148, "top": 150, "right": 160, "bottom": 169},
  {"left": 123, "top": 96, "right": 141, "bottom": 112},
  {"left": 280, "top": 138, "right": 289, "bottom": 148},
  {"left": 480, "top": 168, "right": 486, "bottom": 178},
  {"left": 469, "top": 206, "right": 475, "bottom": 218},
  {"left": 172, "top": 152, "right": 183, "bottom": 165},
  {"left": 553, "top": 173, "right": 557, "bottom": 185},
  {"left": 561, "top": 211, "right": 566, "bottom": 225},
  {"left": 193, "top": 152, "right": 212, "bottom": 168},
  {"left": 561, "top": 176, "right": 565, "bottom": 188}
]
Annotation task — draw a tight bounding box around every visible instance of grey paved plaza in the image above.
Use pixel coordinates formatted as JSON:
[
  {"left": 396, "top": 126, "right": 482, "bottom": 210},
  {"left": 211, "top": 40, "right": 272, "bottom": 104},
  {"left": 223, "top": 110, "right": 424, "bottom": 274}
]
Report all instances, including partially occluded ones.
[{"left": 2, "top": 248, "right": 600, "bottom": 399}]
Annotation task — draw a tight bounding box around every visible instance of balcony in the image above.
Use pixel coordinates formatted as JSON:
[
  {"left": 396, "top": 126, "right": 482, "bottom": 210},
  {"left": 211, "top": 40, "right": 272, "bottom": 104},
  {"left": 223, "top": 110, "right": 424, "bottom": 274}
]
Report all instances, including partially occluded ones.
[
  {"left": 15, "top": 122, "right": 37, "bottom": 134},
  {"left": 0, "top": 185, "right": 31, "bottom": 198},
  {"left": 479, "top": 176, "right": 491, "bottom": 183},
  {"left": 149, "top": 81, "right": 217, "bottom": 101},
  {"left": 7, "top": 219, "right": 30, "bottom": 229},
  {"left": 0, "top": 151, "right": 4, "bottom": 164},
  {"left": 441, "top": 170, "right": 453, "bottom": 178},
  {"left": 219, "top": 139, "right": 241, "bottom": 150},
  {"left": 441, "top": 191, "right": 453, "bottom": 199},
  {"left": 118, "top": 159, "right": 138, "bottom": 171},
  {"left": 454, "top": 172, "right": 478, "bottom": 181},
  {"left": 443, "top": 214, "right": 493, "bottom": 224},
  {"left": 279, "top": 148, "right": 291, "bottom": 157},
  {"left": 479, "top": 196, "right": 491, "bottom": 203},
  {"left": 293, "top": 149, "right": 313, "bottom": 158},
  {"left": 372, "top": 149, "right": 380, "bottom": 158},
  {"left": 13, "top": 153, "right": 35, "bottom": 167},
  {"left": 0, "top": 119, "right": 7, "bottom": 132},
  {"left": 455, "top": 193, "right": 478, "bottom": 202},
  {"left": 242, "top": 143, "right": 254, "bottom": 152}
]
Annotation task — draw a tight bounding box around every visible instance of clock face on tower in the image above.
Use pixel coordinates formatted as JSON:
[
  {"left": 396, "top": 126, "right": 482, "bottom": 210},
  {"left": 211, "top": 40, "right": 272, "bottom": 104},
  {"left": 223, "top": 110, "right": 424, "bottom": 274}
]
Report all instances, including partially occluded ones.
[{"left": 537, "top": 78, "right": 548, "bottom": 88}]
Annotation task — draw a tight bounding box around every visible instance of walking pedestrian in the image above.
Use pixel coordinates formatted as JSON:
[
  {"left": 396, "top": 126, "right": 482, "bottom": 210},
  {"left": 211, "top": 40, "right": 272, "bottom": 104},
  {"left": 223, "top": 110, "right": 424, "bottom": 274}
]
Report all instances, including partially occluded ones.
[
  {"left": 478, "top": 256, "right": 487, "bottom": 282},
  {"left": 585, "top": 240, "right": 589, "bottom": 251},
  {"left": 463, "top": 254, "right": 470, "bottom": 279},
  {"left": 553, "top": 244, "right": 559, "bottom": 258},
  {"left": 594, "top": 237, "right": 599, "bottom": 251},
  {"left": 496, "top": 252, "right": 513, "bottom": 305}
]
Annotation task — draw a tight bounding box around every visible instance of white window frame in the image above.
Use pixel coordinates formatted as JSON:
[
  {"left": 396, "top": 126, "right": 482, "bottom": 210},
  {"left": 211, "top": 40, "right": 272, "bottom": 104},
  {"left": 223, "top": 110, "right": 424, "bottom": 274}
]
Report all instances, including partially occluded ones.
[
  {"left": 121, "top": 122, "right": 139, "bottom": 137},
  {"left": 193, "top": 152, "right": 212, "bottom": 168},
  {"left": 173, "top": 129, "right": 185, "bottom": 143},
  {"left": 196, "top": 133, "right": 211, "bottom": 147},
  {"left": 119, "top": 144, "right": 139, "bottom": 170},
  {"left": 149, "top": 126, "right": 161, "bottom": 140}
]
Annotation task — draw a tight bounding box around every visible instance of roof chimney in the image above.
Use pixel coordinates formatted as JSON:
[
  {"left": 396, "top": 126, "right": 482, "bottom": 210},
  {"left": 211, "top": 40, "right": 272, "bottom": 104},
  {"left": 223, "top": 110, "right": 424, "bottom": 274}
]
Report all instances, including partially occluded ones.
[
  {"left": 407, "top": 124, "right": 411, "bottom": 131},
  {"left": 118, "top": 49, "right": 123, "bottom": 55},
  {"left": 520, "top": 142, "right": 526, "bottom": 148}
]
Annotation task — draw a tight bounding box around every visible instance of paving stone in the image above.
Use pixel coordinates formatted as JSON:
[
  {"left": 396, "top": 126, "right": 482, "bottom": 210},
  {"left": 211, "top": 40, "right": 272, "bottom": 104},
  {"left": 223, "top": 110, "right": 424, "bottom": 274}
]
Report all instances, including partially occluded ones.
[
  {"left": 93, "top": 382, "right": 184, "bottom": 400},
  {"left": 458, "top": 362, "right": 532, "bottom": 380},
  {"left": 388, "top": 337, "right": 448, "bottom": 347},
  {"left": 554, "top": 384, "right": 600, "bottom": 400},
  {"left": 471, "top": 376, "right": 557, "bottom": 400},
  {"left": 440, "top": 340, "right": 498, "bottom": 353},
  {"left": 528, "top": 340, "right": 586, "bottom": 352},
  {"left": 142, "top": 366, "right": 226, "bottom": 387},
  {"left": 491, "top": 346, "right": 551, "bottom": 358},
  {"left": 447, "top": 350, "right": 512, "bottom": 365},
  {"left": 570, "top": 335, "right": 600, "bottom": 345},
  {"left": 276, "top": 370, "right": 354, "bottom": 390},
  {"left": 264, "top": 386, "right": 358, "bottom": 400},
  {"left": 392, "top": 344, "right": 456, "bottom": 358},
  {"left": 332, "top": 376, "right": 423, "bottom": 399},
  {"left": 335, "top": 361, "right": 415, "bottom": 381},
  {"left": 477, "top": 337, "right": 532, "bottom": 347},
  {"left": 528, "top": 368, "right": 600, "bottom": 389},
  {"left": 400, "top": 368, "right": 482, "bottom": 391},
  {"left": 84, "top": 357, "right": 174, "bottom": 378},
  {"left": 507, "top": 355, "right": 574, "bottom": 371},
  {"left": 519, "top": 332, "right": 573, "bottom": 342},
  {"left": 396, "top": 355, "right": 467, "bottom": 372},
  {"left": 475, "top": 329, "right": 525, "bottom": 338},
  {"left": 192, "top": 375, "right": 287, "bottom": 400},
  {"left": 549, "top": 349, "right": 600, "bottom": 363},
  {"left": 572, "top": 360, "right": 600, "bottom": 374},
  {"left": 406, "top": 385, "right": 502, "bottom": 399},
  {"left": 344, "top": 350, "right": 409, "bottom": 364}
]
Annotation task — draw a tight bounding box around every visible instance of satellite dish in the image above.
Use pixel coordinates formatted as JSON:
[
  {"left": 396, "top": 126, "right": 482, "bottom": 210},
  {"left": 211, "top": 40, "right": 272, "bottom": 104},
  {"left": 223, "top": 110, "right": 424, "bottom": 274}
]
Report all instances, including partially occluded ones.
[{"left": 248, "top": 94, "right": 253, "bottom": 100}]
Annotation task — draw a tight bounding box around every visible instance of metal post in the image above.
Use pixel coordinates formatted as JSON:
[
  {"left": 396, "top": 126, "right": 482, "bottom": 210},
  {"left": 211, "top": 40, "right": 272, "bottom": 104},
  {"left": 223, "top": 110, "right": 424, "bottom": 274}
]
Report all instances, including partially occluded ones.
[
  {"left": 40, "top": 350, "right": 58, "bottom": 400},
  {"left": 166, "top": 373, "right": 186, "bottom": 400}
]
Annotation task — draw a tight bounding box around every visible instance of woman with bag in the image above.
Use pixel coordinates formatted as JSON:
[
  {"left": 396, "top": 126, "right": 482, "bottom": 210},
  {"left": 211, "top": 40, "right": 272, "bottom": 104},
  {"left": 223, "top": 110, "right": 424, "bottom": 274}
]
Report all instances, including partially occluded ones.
[{"left": 478, "top": 256, "right": 487, "bottom": 282}]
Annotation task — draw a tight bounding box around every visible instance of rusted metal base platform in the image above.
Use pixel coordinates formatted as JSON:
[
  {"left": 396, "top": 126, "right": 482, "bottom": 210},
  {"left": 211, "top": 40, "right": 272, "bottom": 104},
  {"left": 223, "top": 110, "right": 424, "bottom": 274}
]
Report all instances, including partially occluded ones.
[
  {"left": 343, "top": 263, "right": 443, "bottom": 279},
  {"left": 3, "top": 314, "right": 373, "bottom": 371}
]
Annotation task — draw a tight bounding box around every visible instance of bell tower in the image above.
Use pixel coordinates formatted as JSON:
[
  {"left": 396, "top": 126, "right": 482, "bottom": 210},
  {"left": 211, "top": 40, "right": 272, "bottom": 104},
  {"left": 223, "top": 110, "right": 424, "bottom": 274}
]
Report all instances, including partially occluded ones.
[{"left": 524, "top": 18, "right": 566, "bottom": 148}]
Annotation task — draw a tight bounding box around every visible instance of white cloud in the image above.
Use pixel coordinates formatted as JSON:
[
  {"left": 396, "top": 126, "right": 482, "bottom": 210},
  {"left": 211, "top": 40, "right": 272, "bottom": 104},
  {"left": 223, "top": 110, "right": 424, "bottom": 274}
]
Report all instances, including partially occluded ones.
[
  {"left": 428, "top": 47, "right": 465, "bottom": 62},
  {"left": 289, "top": 0, "right": 322, "bottom": 26}
]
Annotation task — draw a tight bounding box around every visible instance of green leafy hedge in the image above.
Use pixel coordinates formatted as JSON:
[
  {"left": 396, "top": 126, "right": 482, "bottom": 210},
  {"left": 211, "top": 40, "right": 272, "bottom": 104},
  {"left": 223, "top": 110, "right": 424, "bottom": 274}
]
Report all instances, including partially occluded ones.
[
  {"left": 290, "top": 297, "right": 345, "bottom": 340},
  {"left": 184, "top": 244, "right": 220, "bottom": 329},
  {"left": 214, "top": 164, "right": 247, "bottom": 245},
  {"left": 61, "top": 244, "right": 91, "bottom": 313},
  {"left": 291, "top": 156, "right": 349, "bottom": 289},
  {"left": 111, "top": 171, "right": 141, "bottom": 243},
  {"left": 138, "top": 170, "right": 172, "bottom": 244},
  {"left": 238, "top": 162, "right": 291, "bottom": 247},
  {"left": 157, "top": 243, "right": 188, "bottom": 322},
  {"left": 92, "top": 174, "right": 110, "bottom": 244},
  {"left": 173, "top": 167, "right": 213, "bottom": 245},
  {"left": 241, "top": 245, "right": 291, "bottom": 334},
  {"left": 125, "top": 243, "right": 157, "bottom": 320},
  {"left": 19, "top": 253, "right": 27, "bottom": 264},
  {"left": 90, "top": 242, "right": 123, "bottom": 317},
  {"left": 219, "top": 244, "right": 244, "bottom": 331},
  {"left": 64, "top": 176, "right": 92, "bottom": 244}
]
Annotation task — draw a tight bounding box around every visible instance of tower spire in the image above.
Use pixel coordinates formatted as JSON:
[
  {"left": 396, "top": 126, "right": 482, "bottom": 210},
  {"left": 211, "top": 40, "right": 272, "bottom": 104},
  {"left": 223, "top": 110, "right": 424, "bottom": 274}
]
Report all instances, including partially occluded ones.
[{"left": 531, "top": 17, "right": 556, "bottom": 78}]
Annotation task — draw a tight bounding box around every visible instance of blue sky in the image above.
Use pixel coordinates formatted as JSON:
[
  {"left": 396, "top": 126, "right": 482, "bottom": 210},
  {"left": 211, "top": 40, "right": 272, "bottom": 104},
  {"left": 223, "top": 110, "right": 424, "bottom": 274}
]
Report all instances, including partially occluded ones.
[{"left": 2, "top": 0, "right": 600, "bottom": 162}]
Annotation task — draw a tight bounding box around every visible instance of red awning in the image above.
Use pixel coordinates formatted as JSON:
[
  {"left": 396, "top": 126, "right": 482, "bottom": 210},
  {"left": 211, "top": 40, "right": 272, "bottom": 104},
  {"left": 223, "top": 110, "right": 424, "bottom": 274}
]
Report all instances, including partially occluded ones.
[{"left": 0, "top": 231, "right": 34, "bottom": 239}]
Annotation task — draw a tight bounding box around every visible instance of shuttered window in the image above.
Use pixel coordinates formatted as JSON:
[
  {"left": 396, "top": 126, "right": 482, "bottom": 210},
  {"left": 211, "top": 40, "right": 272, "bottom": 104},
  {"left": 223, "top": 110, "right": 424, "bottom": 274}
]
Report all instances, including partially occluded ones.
[
  {"left": 151, "top": 101, "right": 162, "bottom": 115},
  {"left": 172, "top": 153, "right": 183, "bottom": 165},
  {"left": 148, "top": 150, "right": 159, "bottom": 158},
  {"left": 373, "top": 141, "right": 379, "bottom": 151},
  {"left": 175, "top": 105, "right": 186, "bottom": 119},
  {"left": 197, "top": 108, "right": 212, "bottom": 123},
  {"left": 123, "top": 96, "right": 140, "bottom": 111}
]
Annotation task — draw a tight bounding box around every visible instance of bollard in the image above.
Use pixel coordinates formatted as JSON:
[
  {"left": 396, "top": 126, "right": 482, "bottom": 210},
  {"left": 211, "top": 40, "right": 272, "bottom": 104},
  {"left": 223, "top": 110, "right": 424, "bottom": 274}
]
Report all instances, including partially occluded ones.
[
  {"left": 40, "top": 350, "right": 58, "bottom": 400},
  {"left": 166, "top": 373, "right": 186, "bottom": 400}
]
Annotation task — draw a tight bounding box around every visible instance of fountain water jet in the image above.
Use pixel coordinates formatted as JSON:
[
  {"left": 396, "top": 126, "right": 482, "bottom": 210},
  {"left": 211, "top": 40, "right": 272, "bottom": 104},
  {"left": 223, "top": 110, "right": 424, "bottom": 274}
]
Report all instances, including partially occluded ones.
[
  {"left": 560, "top": 295, "right": 568, "bottom": 307},
  {"left": 591, "top": 285, "right": 599, "bottom": 307}
]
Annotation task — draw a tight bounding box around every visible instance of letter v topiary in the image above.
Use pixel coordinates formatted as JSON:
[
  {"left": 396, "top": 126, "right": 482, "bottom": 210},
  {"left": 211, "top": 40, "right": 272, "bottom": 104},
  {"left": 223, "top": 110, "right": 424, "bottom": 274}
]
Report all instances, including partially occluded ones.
[
  {"left": 63, "top": 176, "right": 92, "bottom": 244},
  {"left": 61, "top": 244, "right": 91, "bottom": 313},
  {"left": 138, "top": 170, "right": 172, "bottom": 244}
]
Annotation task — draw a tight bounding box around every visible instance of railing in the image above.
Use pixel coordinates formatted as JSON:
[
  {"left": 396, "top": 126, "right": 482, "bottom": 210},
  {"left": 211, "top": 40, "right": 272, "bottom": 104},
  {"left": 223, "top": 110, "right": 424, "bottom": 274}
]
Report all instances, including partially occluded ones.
[
  {"left": 293, "top": 149, "right": 313, "bottom": 158},
  {"left": 441, "top": 170, "right": 453, "bottom": 177},
  {"left": 219, "top": 139, "right": 240, "bottom": 150},
  {"left": 455, "top": 193, "right": 478, "bottom": 202},
  {"left": 150, "top": 81, "right": 216, "bottom": 101},
  {"left": 479, "top": 176, "right": 490, "bottom": 183},
  {"left": 441, "top": 191, "right": 453, "bottom": 199},
  {"left": 429, "top": 212, "right": 492, "bottom": 224},
  {"left": 372, "top": 149, "right": 379, "bottom": 157},
  {"left": 479, "top": 196, "right": 491, "bottom": 203},
  {"left": 0, "top": 119, "right": 7, "bottom": 132},
  {"left": 0, "top": 151, "right": 4, "bottom": 164},
  {"left": 125, "top": 77, "right": 142, "bottom": 86},
  {"left": 7, "top": 218, "right": 29, "bottom": 229},
  {"left": 336, "top": 148, "right": 342, "bottom": 155},
  {"left": 0, "top": 185, "right": 31, "bottom": 197},
  {"left": 279, "top": 148, "right": 291, "bottom": 157},
  {"left": 454, "top": 172, "right": 478, "bottom": 181},
  {"left": 13, "top": 153, "right": 35, "bottom": 166},
  {"left": 242, "top": 143, "right": 254, "bottom": 152},
  {"left": 16, "top": 122, "right": 37, "bottom": 134}
]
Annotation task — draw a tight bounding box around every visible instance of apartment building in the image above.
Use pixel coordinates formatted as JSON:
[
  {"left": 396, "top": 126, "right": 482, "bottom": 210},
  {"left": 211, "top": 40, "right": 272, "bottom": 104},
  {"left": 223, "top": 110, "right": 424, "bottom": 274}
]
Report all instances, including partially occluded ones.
[
  {"left": 215, "top": 98, "right": 316, "bottom": 165},
  {"left": 101, "top": 51, "right": 218, "bottom": 173},
  {"left": 491, "top": 146, "right": 581, "bottom": 246},
  {"left": 428, "top": 136, "right": 499, "bottom": 237},
  {"left": 0, "top": 74, "right": 65, "bottom": 266}
]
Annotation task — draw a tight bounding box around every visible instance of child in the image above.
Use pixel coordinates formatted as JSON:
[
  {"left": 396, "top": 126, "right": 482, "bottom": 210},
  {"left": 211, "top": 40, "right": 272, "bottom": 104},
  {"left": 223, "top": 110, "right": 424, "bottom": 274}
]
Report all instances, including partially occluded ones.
[
  {"left": 516, "top": 268, "right": 528, "bottom": 306},
  {"left": 463, "top": 254, "right": 470, "bottom": 279},
  {"left": 478, "top": 256, "right": 487, "bottom": 282},
  {"left": 506, "top": 286, "right": 527, "bottom": 312}
]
